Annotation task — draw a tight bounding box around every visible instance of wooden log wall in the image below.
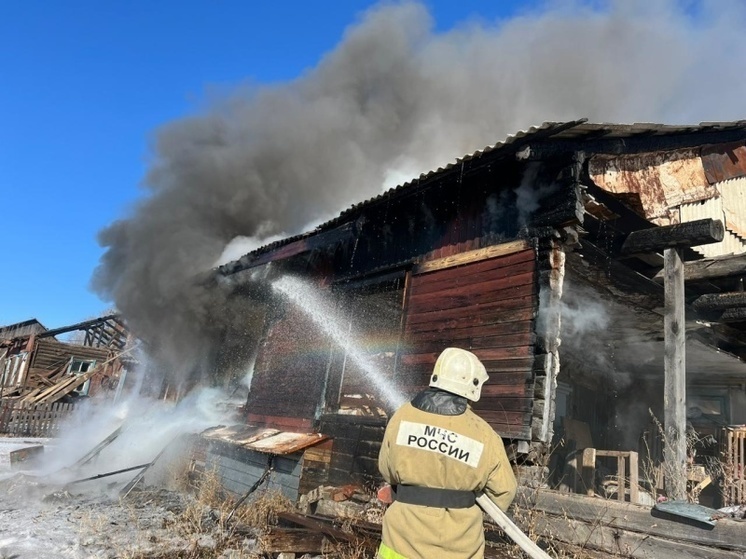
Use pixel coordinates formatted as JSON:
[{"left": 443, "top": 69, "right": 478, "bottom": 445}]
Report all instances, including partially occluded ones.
[{"left": 399, "top": 241, "right": 538, "bottom": 440}]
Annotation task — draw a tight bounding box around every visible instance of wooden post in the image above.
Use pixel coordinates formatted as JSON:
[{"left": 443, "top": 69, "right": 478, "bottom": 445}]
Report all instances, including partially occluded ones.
[
  {"left": 620, "top": 219, "right": 724, "bottom": 501},
  {"left": 581, "top": 448, "right": 597, "bottom": 496},
  {"left": 629, "top": 451, "right": 639, "bottom": 504},
  {"left": 663, "top": 247, "right": 687, "bottom": 500}
]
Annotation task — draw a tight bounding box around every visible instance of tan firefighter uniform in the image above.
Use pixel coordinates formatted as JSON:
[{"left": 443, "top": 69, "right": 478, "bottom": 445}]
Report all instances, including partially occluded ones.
[{"left": 377, "top": 401, "right": 517, "bottom": 559}]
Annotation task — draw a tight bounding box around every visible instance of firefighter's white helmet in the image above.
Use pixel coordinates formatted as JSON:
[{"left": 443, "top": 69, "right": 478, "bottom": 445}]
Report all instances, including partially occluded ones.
[{"left": 429, "top": 347, "right": 489, "bottom": 402}]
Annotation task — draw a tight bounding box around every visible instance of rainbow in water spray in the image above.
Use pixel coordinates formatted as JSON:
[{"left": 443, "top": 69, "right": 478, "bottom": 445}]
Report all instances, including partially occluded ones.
[{"left": 272, "top": 276, "right": 406, "bottom": 410}]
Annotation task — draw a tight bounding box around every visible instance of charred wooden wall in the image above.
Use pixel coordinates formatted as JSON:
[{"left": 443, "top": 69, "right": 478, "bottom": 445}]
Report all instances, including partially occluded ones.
[
  {"left": 317, "top": 414, "right": 385, "bottom": 487},
  {"left": 398, "top": 243, "right": 538, "bottom": 440},
  {"left": 246, "top": 307, "right": 328, "bottom": 430}
]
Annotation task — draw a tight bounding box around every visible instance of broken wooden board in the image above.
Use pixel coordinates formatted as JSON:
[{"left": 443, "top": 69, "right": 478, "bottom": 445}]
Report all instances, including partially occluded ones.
[
  {"left": 259, "top": 528, "right": 327, "bottom": 554},
  {"left": 276, "top": 511, "right": 359, "bottom": 543}
]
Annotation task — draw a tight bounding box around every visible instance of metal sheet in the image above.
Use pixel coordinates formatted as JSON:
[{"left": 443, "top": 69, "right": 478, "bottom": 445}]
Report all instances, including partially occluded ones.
[
  {"left": 248, "top": 431, "right": 328, "bottom": 454},
  {"left": 719, "top": 177, "right": 746, "bottom": 240},
  {"left": 590, "top": 150, "right": 713, "bottom": 223},
  {"left": 653, "top": 499, "right": 719, "bottom": 526},
  {"left": 679, "top": 195, "right": 746, "bottom": 258},
  {"left": 701, "top": 142, "right": 746, "bottom": 184}
]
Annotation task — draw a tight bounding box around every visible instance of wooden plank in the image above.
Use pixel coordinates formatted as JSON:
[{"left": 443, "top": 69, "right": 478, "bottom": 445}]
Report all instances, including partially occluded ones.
[
  {"left": 409, "top": 253, "right": 535, "bottom": 296},
  {"left": 276, "top": 511, "right": 358, "bottom": 543},
  {"left": 414, "top": 239, "right": 531, "bottom": 274},
  {"left": 410, "top": 332, "right": 534, "bottom": 355},
  {"left": 533, "top": 515, "right": 744, "bottom": 559},
  {"left": 407, "top": 284, "right": 536, "bottom": 316},
  {"left": 260, "top": 529, "right": 326, "bottom": 553},
  {"left": 405, "top": 294, "right": 535, "bottom": 326},
  {"left": 520, "top": 488, "right": 746, "bottom": 553},
  {"left": 407, "top": 272, "right": 535, "bottom": 309},
  {"left": 663, "top": 247, "right": 687, "bottom": 500},
  {"left": 405, "top": 306, "right": 535, "bottom": 335},
  {"left": 484, "top": 423, "right": 532, "bottom": 440},
  {"left": 471, "top": 410, "right": 531, "bottom": 426},
  {"left": 407, "top": 318, "right": 533, "bottom": 342},
  {"left": 400, "top": 346, "right": 533, "bottom": 368},
  {"left": 480, "top": 372, "right": 533, "bottom": 388},
  {"left": 472, "top": 396, "right": 533, "bottom": 412}
]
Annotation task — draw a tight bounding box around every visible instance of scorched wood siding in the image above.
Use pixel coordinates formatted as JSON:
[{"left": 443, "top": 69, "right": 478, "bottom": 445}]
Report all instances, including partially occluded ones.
[
  {"left": 246, "top": 307, "right": 329, "bottom": 426},
  {"left": 400, "top": 246, "right": 537, "bottom": 439}
]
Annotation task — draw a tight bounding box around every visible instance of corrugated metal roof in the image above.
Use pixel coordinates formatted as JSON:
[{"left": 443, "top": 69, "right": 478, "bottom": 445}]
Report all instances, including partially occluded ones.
[
  {"left": 218, "top": 119, "right": 746, "bottom": 273},
  {"left": 201, "top": 424, "right": 328, "bottom": 455},
  {"left": 720, "top": 177, "right": 746, "bottom": 240},
  {"left": 679, "top": 197, "right": 745, "bottom": 258},
  {"left": 677, "top": 176, "right": 746, "bottom": 258}
]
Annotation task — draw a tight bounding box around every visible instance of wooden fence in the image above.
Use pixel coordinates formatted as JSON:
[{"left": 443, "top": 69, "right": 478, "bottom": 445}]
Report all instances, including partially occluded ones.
[
  {"left": 0, "top": 401, "right": 76, "bottom": 437},
  {"left": 723, "top": 426, "right": 746, "bottom": 505}
]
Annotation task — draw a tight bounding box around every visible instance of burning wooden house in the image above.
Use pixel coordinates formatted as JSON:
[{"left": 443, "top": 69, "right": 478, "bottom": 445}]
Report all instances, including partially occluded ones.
[
  {"left": 204, "top": 121, "right": 746, "bottom": 539},
  {"left": 0, "top": 315, "right": 132, "bottom": 436}
]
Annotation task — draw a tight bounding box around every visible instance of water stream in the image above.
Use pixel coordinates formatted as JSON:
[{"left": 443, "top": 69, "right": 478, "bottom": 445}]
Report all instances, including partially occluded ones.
[{"left": 271, "top": 276, "right": 405, "bottom": 410}]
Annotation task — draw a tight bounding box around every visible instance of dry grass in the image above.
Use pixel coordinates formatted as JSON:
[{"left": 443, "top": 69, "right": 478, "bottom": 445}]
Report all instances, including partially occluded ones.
[{"left": 641, "top": 410, "right": 728, "bottom": 504}]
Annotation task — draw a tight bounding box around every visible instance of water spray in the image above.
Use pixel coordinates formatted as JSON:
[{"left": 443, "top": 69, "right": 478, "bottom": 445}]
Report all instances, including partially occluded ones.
[
  {"left": 271, "top": 275, "right": 549, "bottom": 556},
  {"left": 271, "top": 276, "right": 405, "bottom": 410}
]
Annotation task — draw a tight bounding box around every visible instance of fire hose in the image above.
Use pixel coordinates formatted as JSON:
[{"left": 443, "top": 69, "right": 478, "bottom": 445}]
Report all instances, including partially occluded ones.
[
  {"left": 378, "top": 485, "right": 552, "bottom": 558},
  {"left": 476, "top": 493, "right": 552, "bottom": 559}
]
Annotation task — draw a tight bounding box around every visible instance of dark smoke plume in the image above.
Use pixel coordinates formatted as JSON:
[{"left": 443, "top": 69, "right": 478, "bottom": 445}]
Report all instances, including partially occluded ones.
[{"left": 93, "top": 0, "right": 746, "bottom": 377}]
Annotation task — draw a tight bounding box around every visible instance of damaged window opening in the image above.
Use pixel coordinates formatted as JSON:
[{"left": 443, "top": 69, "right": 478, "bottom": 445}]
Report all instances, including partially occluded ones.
[
  {"left": 68, "top": 358, "right": 96, "bottom": 396},
  {"left": 326, "top": 274, "right": 406, "bottom": 417}
]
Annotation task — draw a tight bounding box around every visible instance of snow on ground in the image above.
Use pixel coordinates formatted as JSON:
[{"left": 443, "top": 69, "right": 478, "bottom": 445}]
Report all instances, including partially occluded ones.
[
  {"left": 0, "top": 389, "right": 256, "bottom": 559},
  {"left": 0, "top": 473, "right": 192, "bottom": 559}
]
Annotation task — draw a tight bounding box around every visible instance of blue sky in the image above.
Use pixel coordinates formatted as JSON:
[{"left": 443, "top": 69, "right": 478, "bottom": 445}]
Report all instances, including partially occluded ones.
[{"left": 0, "top": 0, "right": 539, "bottom": 329}]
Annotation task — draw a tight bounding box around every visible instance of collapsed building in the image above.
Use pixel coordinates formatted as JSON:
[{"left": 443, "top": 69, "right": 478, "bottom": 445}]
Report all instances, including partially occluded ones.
[{"left": 0, "top": 315, "right": 132, "bottom": 435}]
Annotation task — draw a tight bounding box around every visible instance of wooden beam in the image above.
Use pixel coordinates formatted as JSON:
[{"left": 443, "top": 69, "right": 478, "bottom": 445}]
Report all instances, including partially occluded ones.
[
  {"left": 414, "top": 239, "right": 532, "bottom": 274},
  {"left": 692, "top": 292, "right": 746, "bottom": 313},
  {"left": 720, "top": 307, "right": 746, "bottom": 322},
  {"left": 519, "top": 488, "right": 746, "bottom": 552},
  {"left": 663, "top": 247, "right": 687, "bottom": 500},
  {"left": 621, "top": 218, "right": 724, "bottom": 255},
  {"left": 654, "top": 252, "right": 746, "bottom": 282},
  {"left": 219, "top": 221, "right": 357, "bottom": 275},
  {"left": 276, "top": 511, "right": 359, "bottom": 543}
]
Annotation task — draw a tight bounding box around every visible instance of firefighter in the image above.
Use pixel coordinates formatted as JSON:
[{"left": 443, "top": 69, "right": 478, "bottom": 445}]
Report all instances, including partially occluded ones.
[{"left": 377, "top": 347, "right": 517, "bottom": 559}]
